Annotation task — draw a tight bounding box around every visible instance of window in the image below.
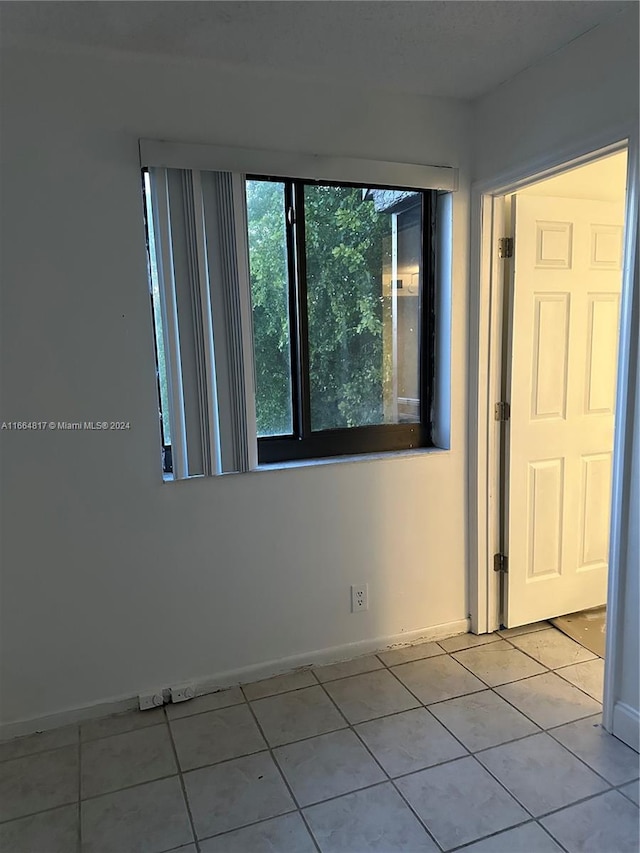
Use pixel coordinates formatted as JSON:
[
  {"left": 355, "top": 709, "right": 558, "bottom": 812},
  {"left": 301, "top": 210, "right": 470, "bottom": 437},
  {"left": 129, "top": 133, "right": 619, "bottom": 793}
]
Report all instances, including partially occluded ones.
[
  {"left": 246, "top": 178, "right": 435, "bottom": 463},
  {"left": 140, "top": 141, "right": 455, "bottom": 479},
  {"left": 143, "top": 171, "right": 173, "bottom": 474}
]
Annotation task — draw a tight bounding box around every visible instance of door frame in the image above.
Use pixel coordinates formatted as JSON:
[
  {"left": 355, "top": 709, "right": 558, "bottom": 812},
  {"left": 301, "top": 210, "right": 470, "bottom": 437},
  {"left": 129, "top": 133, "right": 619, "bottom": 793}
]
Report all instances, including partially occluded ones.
[{"left": 469, "top": 124, "right": 639, "bottom": 733}]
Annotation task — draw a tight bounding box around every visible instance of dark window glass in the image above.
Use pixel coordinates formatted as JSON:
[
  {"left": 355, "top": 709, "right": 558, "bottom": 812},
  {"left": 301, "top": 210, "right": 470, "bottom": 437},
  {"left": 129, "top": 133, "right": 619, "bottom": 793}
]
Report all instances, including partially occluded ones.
[
  {"left": 246, "top": 177, "right": 433, "bottom": 463},
  {"left": 246, "top": 180, "right": 293, "bottom": 437},
  {"left": 304, "top": 185, "right": 423, "bottom": 431}
]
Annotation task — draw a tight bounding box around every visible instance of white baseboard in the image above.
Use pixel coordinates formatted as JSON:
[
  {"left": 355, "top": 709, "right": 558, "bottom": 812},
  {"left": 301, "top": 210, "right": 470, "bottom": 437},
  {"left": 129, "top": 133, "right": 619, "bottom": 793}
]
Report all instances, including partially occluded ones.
[
  {"left": 611, "top": 701, "right": 640, "bottom": 752},
  {"left": 0, "top": 617, "right": 469, "bottom": 741}
]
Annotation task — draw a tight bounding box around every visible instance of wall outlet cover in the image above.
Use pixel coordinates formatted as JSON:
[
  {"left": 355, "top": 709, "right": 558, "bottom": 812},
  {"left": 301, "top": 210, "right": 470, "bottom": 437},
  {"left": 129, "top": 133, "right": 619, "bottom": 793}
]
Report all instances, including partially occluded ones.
[
  {"left": 170, "top": 685, "right": 195, "bottom": 703},
  {"left": 138, "top": 692, "right": 166, "bottom": 711},
  {"left": 351, "top": 584, "right": 369, "bottom": 612}
]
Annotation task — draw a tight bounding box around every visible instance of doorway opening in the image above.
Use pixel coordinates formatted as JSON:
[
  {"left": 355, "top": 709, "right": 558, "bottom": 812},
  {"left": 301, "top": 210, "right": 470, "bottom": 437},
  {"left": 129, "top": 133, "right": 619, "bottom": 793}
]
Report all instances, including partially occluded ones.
[
  {"left": 471, "top": 136, "right": 636, "bottom": 653},
  {"left": 496, "top": 150, "right": 628, "bottom": 660}
]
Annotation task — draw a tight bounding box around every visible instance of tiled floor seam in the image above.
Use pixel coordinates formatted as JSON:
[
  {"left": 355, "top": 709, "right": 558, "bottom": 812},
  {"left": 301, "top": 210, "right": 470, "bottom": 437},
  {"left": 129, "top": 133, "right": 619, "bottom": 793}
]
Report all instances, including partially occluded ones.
[
  {"left": 412, "top": 662, "right": 609, "bottom": 829},
  {"left": 314, "top": 677, "right": 449, "bottom": 853},
  {"left": 464, "top": 710, "right": 612, "bottom": 778},
  {"left": 164, "top": 707, "right": 201, "bottom": 853},
  {"left": 447, "top": 818, "right": 570, "bottom": 853},
  {"left": 0, "top": 737, "right": 80, "bottom": 764},
  {"left": 369, "top": 650, "right": 530, "bottom": 783},
  {"left": 242, "top": 688, "right": 323, "bottom": 853},
  {"left": 530, "top": 785, "right": 622, "bottom": 822},
  {"left": 474, "top": 744, "right": 617, "bottom": 826},
  {"left": 387, "top": 776, "right": 449, "bottom": 853},
  {"left": 482, "top": 679, "right": 602, "bottom": 736},
  {"left": 0, "top": 796, "right": 79, "bottom": 827},
  {"left": 553, "top": 666, "right": 605, "bottom": 703},
  {"left": 7, "top": 716, "right": 617, "bottom": 828},
  {"left": 497, "top": 635, "right": 605, "bottom": 704},
  {"left": 312, "top": 676, "right": 442, "bottom": 850},
  {"left": 542, "top": 723, "right": 633, "bottom": 789},
  {"left": 75, "top": 769, "right": 187, "bottom": 803},
  {"left": 0, "top": 720, "right": 620, "bottom": 825},
  {"left": 382, "top": 645, "right": 556, "bottom": 735},
  {"left": 0, "top": 628, "right": 629, "bottom": 851},
  {"left": 239, "top": 673, "right": 320, "bottom": 703},
  {"left": 445, "top": 641, "right": 554, "bottom": 689},
  {"left": 192, "top": 807, "right": 302, "bottom": 847},
  {"left": 80, "top": 718, "right": 168, "bottom": 744},
  {"left": 464, "top": 714, "right": 614, "bottom": 824}
]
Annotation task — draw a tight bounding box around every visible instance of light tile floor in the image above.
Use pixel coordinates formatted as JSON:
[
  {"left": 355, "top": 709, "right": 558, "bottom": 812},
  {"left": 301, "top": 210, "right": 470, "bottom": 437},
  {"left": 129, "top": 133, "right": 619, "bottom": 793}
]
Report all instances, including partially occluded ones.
[{"left": 0, "top": 624, "right": 638, "bottom": 853}]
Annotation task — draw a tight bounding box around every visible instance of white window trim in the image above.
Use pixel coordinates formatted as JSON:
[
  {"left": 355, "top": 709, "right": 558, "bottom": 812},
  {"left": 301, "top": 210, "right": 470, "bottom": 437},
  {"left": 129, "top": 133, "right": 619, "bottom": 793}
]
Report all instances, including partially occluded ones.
[
  {"left": 139, "top": 138, "right": 458, "bottom": 192},
  {"left": 142, "top": 140, "right": 457, "bottom": 480}
]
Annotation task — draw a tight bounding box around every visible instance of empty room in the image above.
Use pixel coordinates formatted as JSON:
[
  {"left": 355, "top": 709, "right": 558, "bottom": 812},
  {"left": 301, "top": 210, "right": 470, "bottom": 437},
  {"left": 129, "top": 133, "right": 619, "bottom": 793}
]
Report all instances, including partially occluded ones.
[{"left": 0, "top": 2, "right": 638, "bottom": 852}]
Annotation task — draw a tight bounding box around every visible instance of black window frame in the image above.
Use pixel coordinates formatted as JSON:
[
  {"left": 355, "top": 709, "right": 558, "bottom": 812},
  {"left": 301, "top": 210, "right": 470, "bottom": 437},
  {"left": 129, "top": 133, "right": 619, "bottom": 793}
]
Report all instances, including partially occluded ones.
[{"left": 248, "top": 175, "right": 437, "bottom": 465}]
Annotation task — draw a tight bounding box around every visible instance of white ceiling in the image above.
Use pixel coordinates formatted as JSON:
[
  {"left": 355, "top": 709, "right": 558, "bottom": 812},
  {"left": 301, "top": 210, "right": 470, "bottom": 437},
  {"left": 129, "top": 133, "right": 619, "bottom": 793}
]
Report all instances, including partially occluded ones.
[{"left": 1, "top": 1, "right": 633, "bottom": 100}]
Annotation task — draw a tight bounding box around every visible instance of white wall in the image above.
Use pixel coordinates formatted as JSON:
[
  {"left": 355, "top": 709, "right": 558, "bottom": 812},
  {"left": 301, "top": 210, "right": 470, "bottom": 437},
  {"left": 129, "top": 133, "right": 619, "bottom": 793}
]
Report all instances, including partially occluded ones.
[
  {"left": 0, "top": 37, "right": 471, "bottom": 727},
  {"left": 473, "top": 5, "right": 639, "bottom": 746},
  {"left": 473, "top": 7, "right": 639, "bottom": 181}
]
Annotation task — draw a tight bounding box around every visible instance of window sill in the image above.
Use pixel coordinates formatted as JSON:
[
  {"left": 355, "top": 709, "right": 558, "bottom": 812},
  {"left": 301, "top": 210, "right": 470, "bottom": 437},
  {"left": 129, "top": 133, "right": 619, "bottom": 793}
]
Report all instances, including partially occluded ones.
[
  {"left": 254, "top": 444, "right": 449, "bottom": 474},
  {"left": 160, "top": 445, "right": 450, "bottom": 482}
]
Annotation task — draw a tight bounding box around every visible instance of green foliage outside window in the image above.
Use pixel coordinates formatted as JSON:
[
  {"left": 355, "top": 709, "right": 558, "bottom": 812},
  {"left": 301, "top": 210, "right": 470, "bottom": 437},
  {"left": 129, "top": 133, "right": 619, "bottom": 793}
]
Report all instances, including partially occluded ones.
[{"left": 247, "top": 181, "right": 391, "bottom": 437}]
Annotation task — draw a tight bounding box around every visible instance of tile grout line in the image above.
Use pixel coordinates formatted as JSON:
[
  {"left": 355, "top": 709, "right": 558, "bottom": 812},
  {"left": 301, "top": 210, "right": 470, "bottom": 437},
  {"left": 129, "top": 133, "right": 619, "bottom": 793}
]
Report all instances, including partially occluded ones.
[
  {"left": 241, "top": 684, "right": 323, "bottom": 853},
  {"left": 617, "top": 781, "right": 640, "bottom": 806},
  {"left": 0, "top": 798, "right": 79, "bottom": 828},
  {"left": 244, "top": 671, "right": 462, "bottom": 849},
  {"left": 447, "top": 817, "right": 570, "bottom": 853},
  {"left": 0, "top": 734, "right": 81, "bottom": 765},
  {"left": 497, "top": 635, "right": 605, "bottom": 704},
  {"left": 440, "top": 642, "right": 605, "bottom": 735},
  {"left": 537, "top": 821, "right": 573, "bottom": 853},
  {"left": 377, "top": 662, "right": 550, "bottom": 842},
  {"left": 378, "top": 647, "right": 621, "bottom": 848},
  {"left": 172, "top": 695, "right": 622, "bottom": 795},
  {"left": 0, "top": 716, "right": 172, "bottom": 763},
  {"left": 193, "top": 807, "right": 302, "bottom": 848},
  {"left": 313, "top": 642, "right": 619, "bottom": 799},
  {"left": 455, "top": 741, "right": 636, "bottom": 849},
  {"left": 164, "top": 707, "right": 202, "bottom": 853},
  {"left": 543, "top": 723, "right": 639, "bottom": 790},
  {"left": 427, "top": 669, "right": 621, "bottom": 827},
  {"left": 0, "top": 724, "right": 635, "bottom": 840},
  {"left": 312, "top": 677, "right": 447, "bottom": 853},
  {"left": 1, "top": 629, "right": 634, "bottom": 846},
  {"left": 5, "top": 710, "right": 629, "bottom": 834}
]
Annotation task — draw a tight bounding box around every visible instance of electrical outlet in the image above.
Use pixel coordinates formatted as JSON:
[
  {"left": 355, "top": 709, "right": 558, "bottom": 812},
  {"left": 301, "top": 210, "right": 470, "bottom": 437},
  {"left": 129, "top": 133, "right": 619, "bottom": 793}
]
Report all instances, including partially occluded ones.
[
  {"left": 170, "top": 685, "right": 195, "bottom": 704},
  {"left": 351, "top": 584, "right": 369, "bottom": 612},
  {"left": 138, "top": 691, "right": 166, "bottom": 711}
]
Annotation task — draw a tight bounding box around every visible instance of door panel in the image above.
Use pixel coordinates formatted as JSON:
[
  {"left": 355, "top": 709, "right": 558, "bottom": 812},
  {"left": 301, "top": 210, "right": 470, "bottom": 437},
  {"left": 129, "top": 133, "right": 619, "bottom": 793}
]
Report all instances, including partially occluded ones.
[{"left": 505, "top": 196, "right": 624, "bottom": 627}]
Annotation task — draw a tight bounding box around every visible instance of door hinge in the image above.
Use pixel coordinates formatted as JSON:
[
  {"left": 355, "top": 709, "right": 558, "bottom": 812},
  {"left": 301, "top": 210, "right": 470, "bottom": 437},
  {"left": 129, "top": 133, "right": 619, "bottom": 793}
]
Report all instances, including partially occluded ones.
[
  {"left": 498, "top": 237, "right": 514, "bottom": 259},
  {"left": 494, "top": 553, "right": 508, "bottom": 573},
  {"left": 494, "top": 401, "right": 510, "bottom": 422}
]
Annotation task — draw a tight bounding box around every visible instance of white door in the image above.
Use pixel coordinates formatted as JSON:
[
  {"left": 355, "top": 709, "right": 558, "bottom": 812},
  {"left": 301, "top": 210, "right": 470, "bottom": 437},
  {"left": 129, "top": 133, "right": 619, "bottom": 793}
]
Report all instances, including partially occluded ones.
[{"left": 505, "top": 195, "right": 624, "bottom": 627}]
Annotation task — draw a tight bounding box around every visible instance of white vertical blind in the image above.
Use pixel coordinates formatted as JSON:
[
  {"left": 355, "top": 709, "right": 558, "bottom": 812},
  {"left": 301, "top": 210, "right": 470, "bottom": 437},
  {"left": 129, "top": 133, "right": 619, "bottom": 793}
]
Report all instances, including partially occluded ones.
[
  {"left": 147, "top": 167, "right": 258, "bottom": 478},
  {"left": 201, "top": 172, "right": 257, "bottom": 473},
  {"left": 148, "top": 167, "right": 189, "bottom": 480}
]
